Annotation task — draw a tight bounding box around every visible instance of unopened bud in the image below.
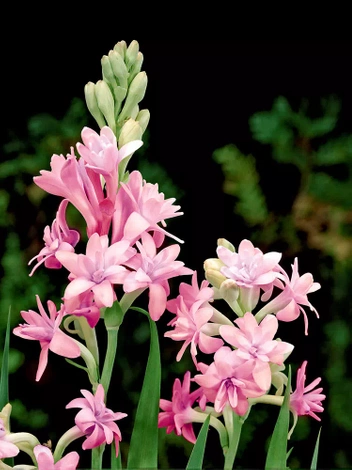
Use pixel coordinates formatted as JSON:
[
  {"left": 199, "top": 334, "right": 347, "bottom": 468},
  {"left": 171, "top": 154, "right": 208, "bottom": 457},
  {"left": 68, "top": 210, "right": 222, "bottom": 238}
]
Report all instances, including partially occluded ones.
[
  {"left": 125, "top": 40, "right": 140, "bottom": 70},
  {"left": 204, "top": 268, "right": 226, "bottom": 289},
  {"left": 219, "top": 279, "right": 239, "bottom": 306},
  {"left": 136, "top": 109, "right": 150, "bottom": 133},
  {"left": 95, "top": 80, "right": 116, "bottom": 134},
  {"left": 217, "top": 238, "right": 236, "bottom": 252},
  {"left": 118, "top": 118, "right": 143, "bottom": 147},
  {"left": 128, "top": 51, "right": 144, "bottom": 84},
  {"left": 84, "top": 82, "right": 106, "bottom": 129},
  {"left": 118, "top": 72, "right": 147, "bottom": 123},
  {"left": 113, "top": 40, "right": 127, "bottom": 58},
  {"left": 204, "top": 258, "right": 225, "bottom": 271},
  {"left": 108, "top": 50, "right": 128, "bottom": 89}
]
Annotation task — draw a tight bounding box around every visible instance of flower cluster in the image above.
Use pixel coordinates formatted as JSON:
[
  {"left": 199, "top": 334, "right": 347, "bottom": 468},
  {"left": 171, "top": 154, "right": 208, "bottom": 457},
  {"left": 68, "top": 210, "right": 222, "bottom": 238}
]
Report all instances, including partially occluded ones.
[{"left": 159, "top": 238, "right": 325, "bottom": 446}]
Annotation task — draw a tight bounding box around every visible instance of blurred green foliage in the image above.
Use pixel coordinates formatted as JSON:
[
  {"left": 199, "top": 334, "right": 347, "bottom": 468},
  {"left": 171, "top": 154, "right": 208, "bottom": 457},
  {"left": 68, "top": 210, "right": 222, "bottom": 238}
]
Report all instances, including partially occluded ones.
[{"left": 213, "top": 94, "right": 352, "bottom": 468}]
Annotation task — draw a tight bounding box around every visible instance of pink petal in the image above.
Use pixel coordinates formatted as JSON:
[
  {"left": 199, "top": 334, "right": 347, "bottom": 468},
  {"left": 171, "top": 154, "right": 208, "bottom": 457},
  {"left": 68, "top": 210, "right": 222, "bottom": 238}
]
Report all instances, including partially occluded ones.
[{"left": 148, "top": 283, "right": 167, "bottom": 321}]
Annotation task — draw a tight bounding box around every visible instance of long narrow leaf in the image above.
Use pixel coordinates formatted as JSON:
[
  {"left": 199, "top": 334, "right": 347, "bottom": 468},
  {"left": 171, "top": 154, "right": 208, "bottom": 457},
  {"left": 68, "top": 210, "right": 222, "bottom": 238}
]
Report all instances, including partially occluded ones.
[
  {"left": 127, "top": 307, "right": 161, "bottom": 469},
  {"left": 310, "top": 427, "right": 322, "bottom": 470},
  {"left": 0, "top": 307, "right": 12, "bottom": 409},
  {"left": 265, "top": 365, "right": 292, "bottom": 470},
  {"left": 186, "top": 414, "right": 210, "bottom": 470}
]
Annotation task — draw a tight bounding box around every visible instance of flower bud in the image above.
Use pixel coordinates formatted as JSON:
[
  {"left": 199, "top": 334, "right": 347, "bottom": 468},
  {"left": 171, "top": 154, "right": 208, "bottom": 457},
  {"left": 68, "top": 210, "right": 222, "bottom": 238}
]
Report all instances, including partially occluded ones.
[
  {"left": 118, "top": 72, "right": 147, "bottom": 123},
  {"left": 125, "top": 40, "right": 139, "bottom": 70},
  {"left": 128, "top": 51, "right": 144, "bottom": 84},
  {"left": 217, "top": 238, "right": 236, "bottom": 252},
  {"left": 101, "top": 55, "right": 116, "bottom": 87},
  {"left": 84, "top": 82, "right": 106, "bottom": 129},
  {"left": 136, "top": 109, "right": 150, "bottom": 133},
  {"left": 204, "top": 268, "right": 226, "bottom": 289},
  {"left": 108, "top": 50, "right": 128, "bottom": 90},
  {"left": 113, "top": 40, "right": 127, "bottom": 58},
  {"left": 219, "top": 279, "right": 240, "bottom": 307},
  {"left": 118, "top": 118, "right": 143, "bottom": 147},
  {"left": 95, "top": 80, "right": 116, "bottom": 134},
  {"left": 204, "top": 257, "right": 225, "bottom": 272}
]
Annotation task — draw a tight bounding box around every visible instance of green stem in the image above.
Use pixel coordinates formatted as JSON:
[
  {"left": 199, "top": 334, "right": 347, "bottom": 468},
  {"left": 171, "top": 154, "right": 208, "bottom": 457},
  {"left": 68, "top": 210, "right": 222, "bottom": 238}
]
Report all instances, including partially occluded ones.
[
  {"left": 77, "top": 317, "right": 100, "bottom": 366},
  {"left": 100, "top": 327, "right": 119, "bottom": 397},
  {"left": 53, "top": 426, "right": 84, "bottom": 462},
  {"left": 222, "top": 406, "right": 244, "bottom": 470},
  {"left": 92, "top": 444, "right": 105, "bottom": 470}
]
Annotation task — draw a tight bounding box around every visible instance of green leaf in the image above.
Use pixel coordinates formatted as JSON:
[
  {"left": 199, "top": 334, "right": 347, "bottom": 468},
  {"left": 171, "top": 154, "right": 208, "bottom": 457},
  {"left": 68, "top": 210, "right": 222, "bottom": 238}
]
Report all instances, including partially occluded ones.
[
  {"left": 127, "top": 307, "right": 161, "bottom": 469},
  {"left": 186, "top": 414, "right": 210, "bottom": 470},
  {"left": 0, "top": 308, "right": 12, "bottom": 409},
  {"left": 265, "top": 366, "right": 291, "bottom": 470},
  {"left": 310, "top": 427, "right": 322, "bottom": 470}
]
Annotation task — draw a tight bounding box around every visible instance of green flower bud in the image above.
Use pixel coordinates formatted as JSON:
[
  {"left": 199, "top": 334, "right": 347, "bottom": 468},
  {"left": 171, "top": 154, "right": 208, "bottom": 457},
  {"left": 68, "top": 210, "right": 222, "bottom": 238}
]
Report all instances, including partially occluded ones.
[
  {"left": 113, "top": 40, "right": 127, "bottom": 58},
  {"left": 101, "top": 55, "right": 117, "bottom": 87},
  {"left": 125, "top": 40, "right": 139, "bottom": 70},
  {"left": 95, "top": 80, "right": 116, "bottom": 134},
  {"left": 118, "top": 118, "right": 143, "bottom": 147},
  {"left": 108, "top": 50, "right": 128, "bottom": 90},
  {"left": 136, "top": 109, "right": 150, "bottom": 133},
  {"left": 204, "top": 268, "right": 226, "bottom": 289},
  {"left": 219, "top": 279, "right": 240, "bottom": 307},
  {"left": 84, "top": 81, "right": 106, "bottom": 129},
  {"left": 128, "top": 51, "right": 144, "bottom": 84},
  {"left": 118, "top": 72, "right": 148, "bottom": 123}
]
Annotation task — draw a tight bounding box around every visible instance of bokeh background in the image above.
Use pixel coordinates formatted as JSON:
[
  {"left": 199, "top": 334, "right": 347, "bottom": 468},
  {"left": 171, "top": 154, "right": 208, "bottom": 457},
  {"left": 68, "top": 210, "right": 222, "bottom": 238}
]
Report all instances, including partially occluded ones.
[{"left": 1, "top": 37, "right": 352, "bottom": 469}]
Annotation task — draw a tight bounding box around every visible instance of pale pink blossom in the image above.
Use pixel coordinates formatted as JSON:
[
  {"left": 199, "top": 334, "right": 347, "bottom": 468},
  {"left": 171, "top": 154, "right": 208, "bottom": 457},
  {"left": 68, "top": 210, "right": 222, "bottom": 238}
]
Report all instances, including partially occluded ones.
[
  {"left": 158, "top": 371, "right": 203, "bottom": 444},
  {"left": 290, "top": 361, "right": 325, "bottom": 421},
  {"left": 56, "top": 233, "right": 136, "bottom": 309},
  {"left": 166, "top": 270, "right": 214, "bottom": 315},
  {"left": 219, "top": 312, "right": 294, "bottom": 391},
  {"left": 76, "top": 126, "right": 142, "bottom": 200},
  {"left": 111, "top": 170, "right": 183, "bottom": 246},
  {"left": 256, "top": 258, "right": 321, "bottom": 335},
  {"left": 217, "top": 239, "right": 283, "bottom": 311},
  {"left": 0, "top": 418, "right": 19, "bottom": 459},
  {"left": 165, "top": 296, "right": 223, "bottom": 365},
  {"left": 66, "top": 384, "right": 127, "bottom": 456},
  {"left": 34, "top": 444, "right": 79, "bottom": 470},
  {"left": 13, "top": 295, "right": 81, "bottom": 381},
  {"left": 28, "top": 199, "right": 80, "bottom": 276},
  {"left": 63, "top": 291, "right": 101, "bottom": 328},
  {"left": 123, "top": 233, "right": 193, "bottom": 320},
  {"left": 34, "top": 148, "right": 112, "bottom": 237},
  {"left": 193, "top": 346, "right": 265, "bottom": 415}
]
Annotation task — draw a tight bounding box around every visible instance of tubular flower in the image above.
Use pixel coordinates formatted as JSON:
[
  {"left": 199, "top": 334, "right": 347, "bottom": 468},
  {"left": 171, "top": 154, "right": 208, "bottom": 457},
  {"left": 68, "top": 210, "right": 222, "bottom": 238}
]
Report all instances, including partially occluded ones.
[
  {"left": 56, "top": 232, "right": 136, "bottom": 309},
  {"left": 28, "top": 199, "right": 80, "bottom": 276},
  {"left": 290, "top": 361, "right": 325, "bottom": 421},
  {"left": 111, "top": 170, "right": 184, "bottom": 246},
  {"left": 158, "top": 371, "right": 203, "bottom": 444},
  {"left": 76, "top": 126, "right": 142, "bottom": 200},
  {"left": 123, "top": 232, "right": 193, "bottom": 320},
  {"left": 194, "top": 346, "right": 265, "bottom": 415},
  {"left": 66, "top": 384, "right": 127, "bottom": 456},
  {"left": 34, "top": 444, "right": 79, "bottom": 470},
  {"left": 217, "top": 239, "right": 283, "bottom": 311},
  {"left": 219, "top": 312, "right": 294, "bottom": 391},
  {"left": 13, "top": 295, "right": 81, "bottom": 381}
]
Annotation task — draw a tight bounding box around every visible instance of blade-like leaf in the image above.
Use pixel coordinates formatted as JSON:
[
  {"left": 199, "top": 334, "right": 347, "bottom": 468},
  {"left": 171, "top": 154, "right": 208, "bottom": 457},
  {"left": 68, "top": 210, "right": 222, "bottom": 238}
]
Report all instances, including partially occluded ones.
[
  {"left": 310, "top": 427, "right": 322, "bottom": 470},
  {"left": 111, "top": 440, "right": 122, "bottom": 469},
  {"left": 265, "top": 366, "right": 292, "bottom": 470},
  {"left": 0, "top": 307, "right": 12, "bottom": 409},
  {"left": 127, "top": 307, "right": 161, "bottom": 469},
  {"left": 186, "top": 414, "right": 210, "bottom": 470}
]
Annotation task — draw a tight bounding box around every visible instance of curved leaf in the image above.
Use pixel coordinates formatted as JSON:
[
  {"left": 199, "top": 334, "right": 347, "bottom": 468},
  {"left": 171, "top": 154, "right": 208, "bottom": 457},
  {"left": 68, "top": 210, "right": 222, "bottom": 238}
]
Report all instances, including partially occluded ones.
[{"left": 186, "top": 414, "right": 210, "bottom": 470}]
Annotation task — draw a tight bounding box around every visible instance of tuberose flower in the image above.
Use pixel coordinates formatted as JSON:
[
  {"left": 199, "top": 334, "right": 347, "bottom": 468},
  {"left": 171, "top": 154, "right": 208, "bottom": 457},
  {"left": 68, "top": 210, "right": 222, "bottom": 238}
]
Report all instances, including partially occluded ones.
[
  {"left": 34, "top": 444, "right": 79, "bottom": 470},
  {"left": 66, "top": 384, "right": 127, "bottom": 456},
  {"left": 13, "top": 295, "right": 81, "bottom": 381},
  {"left": 219, "top": 312, "right": 294, "bottom": 391},
  {"left": 0, "top": 418, "right": 19, "bottom": 459}
]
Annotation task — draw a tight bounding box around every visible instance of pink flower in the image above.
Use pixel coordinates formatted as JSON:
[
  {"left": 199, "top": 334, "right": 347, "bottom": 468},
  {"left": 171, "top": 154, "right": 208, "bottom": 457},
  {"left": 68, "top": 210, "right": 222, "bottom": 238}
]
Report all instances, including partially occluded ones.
[
  {"left": 34, "top": 444, "right": 79, "bottom": 470},
  {"left": 290, "top": 361, "right": 325, "bottom": 421},
  {"left": 76, "top": 126, "right": 142, "bottom": 200},
  {"left": 217, "top": 239, "right": 283, "bottom": 311},
  {"left": 66, "top": 384, "right": 127, "bottom": 456},
  {"left": 219, "top": 312, "right": 294, "bottom": 390},
  {"left": 34, "top": 148, "right": 112, "bottom": 237},
  {"left": 111, "top": 170, "right": 184, "bottom": 246},
  {"left": 28, "top": 199, "right": 80, "bottom": 276},
  {"left": 256, "top": 258, "right": 321, "bottom": 335},
  {"left": 166, "top": 270, "right": 214, "bottom": 315},
  {"left": 13, "top": 295, "right": 81, "bottom": 381},
  {"left": 193, "top": 346, "right": 265, "bottom": 415},
  {"left": 0, "top": 418, "right": 19, "bottom": 459},
  {"left": 123, "top": 232, "right": 193, "bottom": 320},
  {"left": 63, "top": 291, "right": 101, "bottom": 328},
  {"left": 56, "top": 232, "right": 136, "bottom": 309},
  {"left": 158, "top": 371, "right": 203, "bottom": 444},
  {"left": 164, "top": 297, "right": 223, "bottom": 365}
]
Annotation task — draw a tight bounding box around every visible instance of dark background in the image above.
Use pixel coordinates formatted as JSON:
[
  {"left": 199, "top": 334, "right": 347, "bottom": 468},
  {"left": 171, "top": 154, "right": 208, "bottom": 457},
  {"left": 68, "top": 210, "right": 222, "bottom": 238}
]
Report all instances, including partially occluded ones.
[{"left": 2, "top": 36, "right": 352, "bottom": 469}]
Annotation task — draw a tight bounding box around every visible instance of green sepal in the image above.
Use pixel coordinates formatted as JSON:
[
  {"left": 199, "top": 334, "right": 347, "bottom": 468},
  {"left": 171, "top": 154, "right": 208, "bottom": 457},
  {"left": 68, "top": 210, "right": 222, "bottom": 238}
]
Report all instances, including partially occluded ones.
[
  {"left": 265, "top": 365, "right": 292, "bottom": 470},
  {"left": 104, "top": 300, "right": 125, "bottom": 329},
  {"left": 186, "top": 414, "right": 210, "bottom": 470},
  {"left": 126, "top": 307, "right": 161, "bottom": 469}
]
